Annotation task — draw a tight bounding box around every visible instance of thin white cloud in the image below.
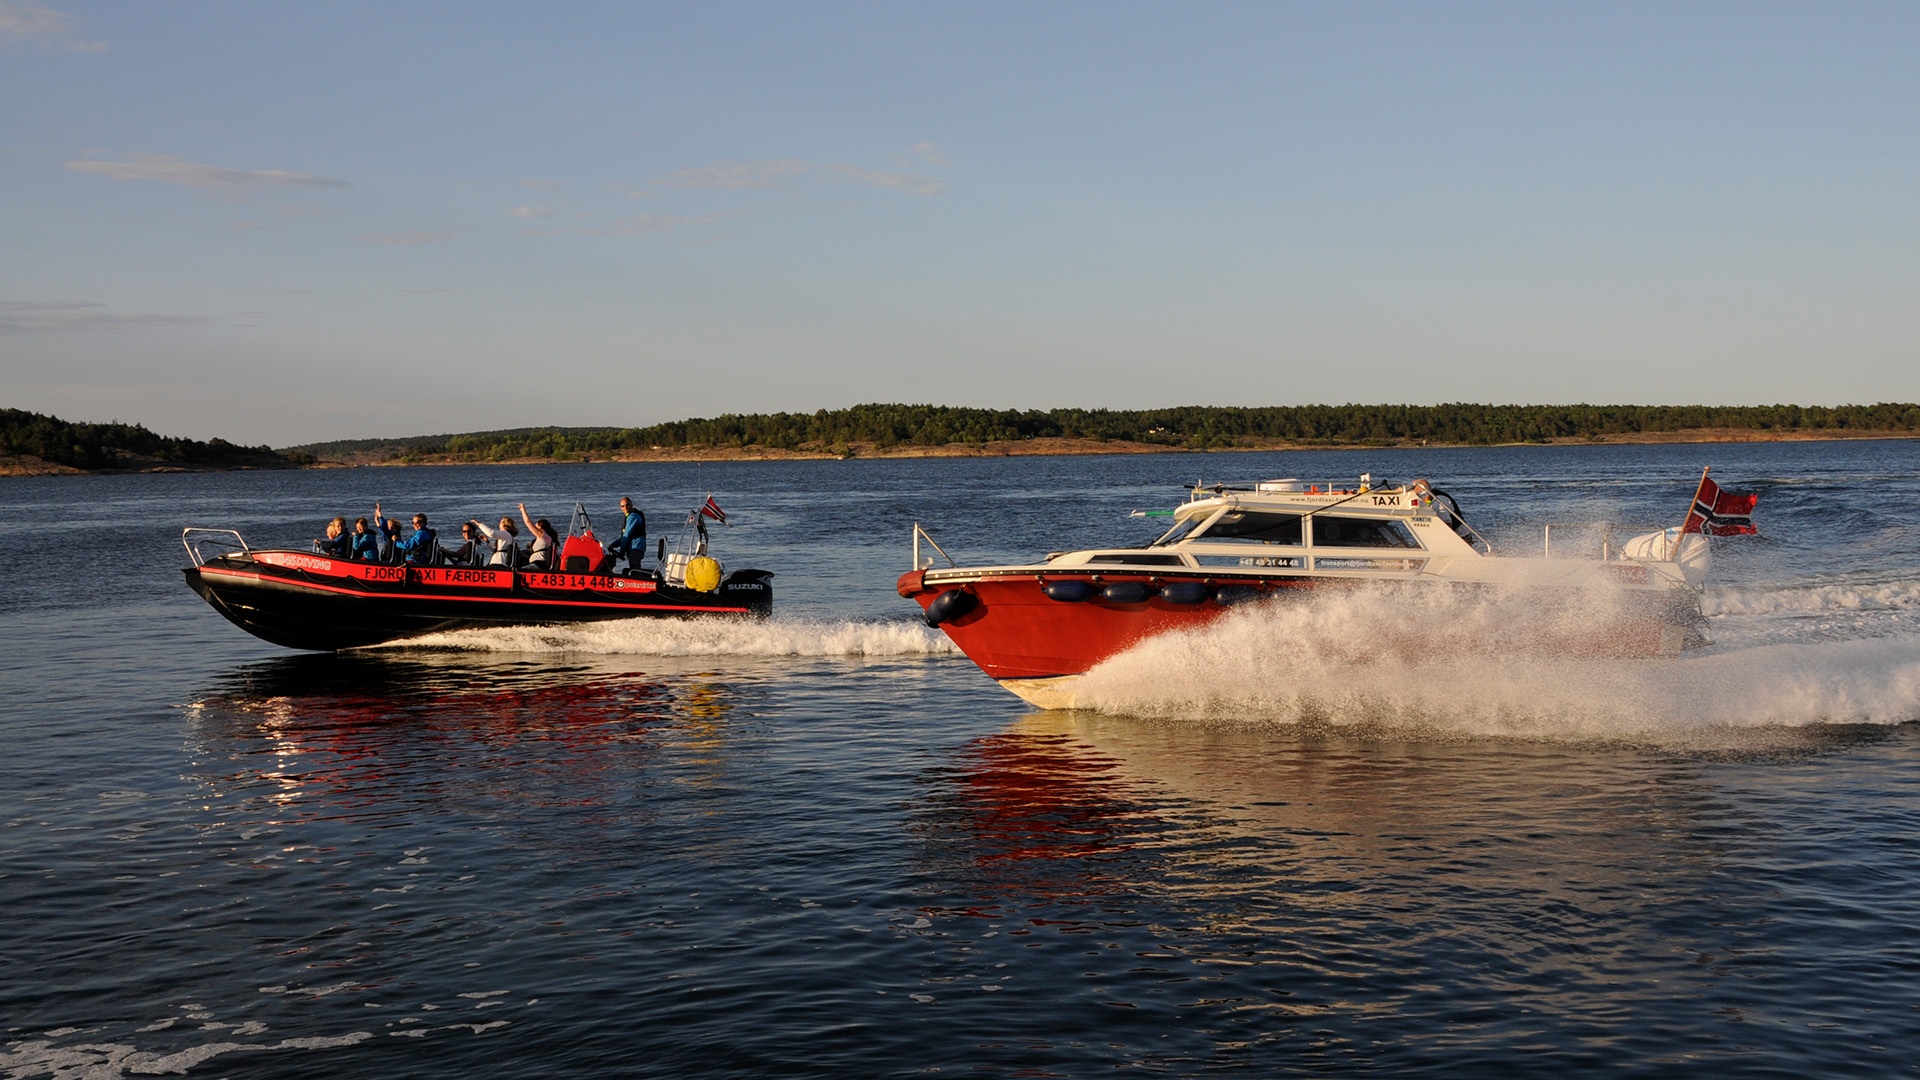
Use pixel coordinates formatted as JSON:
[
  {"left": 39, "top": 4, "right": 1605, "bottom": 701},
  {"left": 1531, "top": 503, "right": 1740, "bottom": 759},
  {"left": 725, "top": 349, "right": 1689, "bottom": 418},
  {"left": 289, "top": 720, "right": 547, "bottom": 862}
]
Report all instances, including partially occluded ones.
[
  {"left": 0, "top": 300, "right": 215, "bottom": 334},
  {"left": 524, "top": 214, "right": 716, "bottom": 238},
  {"left": 822, "top": 163, "right": 944, "bottom": 196},
  {"left": 602, "top": 214, "right": 713, "bottom": 235},
  {"left": 659, "top": 159, "right": 813, "bottom": 190},
  {"left": 657, "top": 158, "right": 944, "bottom": 196},
  {"left": 906, "top": 142, "right": 950, "bottom": 167},
  {"left": 362, "top": 231, "right": 452, "bottom": 245},
  {"left": 0, "top": 0, "right": 105, "bottom": 53},
  {"left": 509, "top": 206, "right": 555, "bottom": 218},
  {"left": 65, "top": 153, "right": 350, "bottom": 189}
]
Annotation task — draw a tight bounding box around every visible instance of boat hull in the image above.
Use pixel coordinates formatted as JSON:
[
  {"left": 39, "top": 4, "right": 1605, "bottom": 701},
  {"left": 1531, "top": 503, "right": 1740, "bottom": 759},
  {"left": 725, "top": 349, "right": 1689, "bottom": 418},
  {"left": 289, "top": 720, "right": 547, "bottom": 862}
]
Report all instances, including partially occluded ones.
[
  {"left": 187, "top": 551, "right": 772, "bottom": 651},
  {"left": 899, "top": 568, "right": 1704, "bottom": 708}
]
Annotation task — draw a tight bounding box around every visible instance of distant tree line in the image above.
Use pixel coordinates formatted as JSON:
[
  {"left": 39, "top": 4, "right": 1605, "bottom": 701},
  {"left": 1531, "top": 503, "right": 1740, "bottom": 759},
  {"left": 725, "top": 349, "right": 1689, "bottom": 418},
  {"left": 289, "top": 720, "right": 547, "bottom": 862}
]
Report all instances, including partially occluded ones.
[
  {"left": 1, "top": 408, "right": 306, "bottom": 470},
  {"left": 284, "top": 402, "right": 1920, "bottom": 462}
]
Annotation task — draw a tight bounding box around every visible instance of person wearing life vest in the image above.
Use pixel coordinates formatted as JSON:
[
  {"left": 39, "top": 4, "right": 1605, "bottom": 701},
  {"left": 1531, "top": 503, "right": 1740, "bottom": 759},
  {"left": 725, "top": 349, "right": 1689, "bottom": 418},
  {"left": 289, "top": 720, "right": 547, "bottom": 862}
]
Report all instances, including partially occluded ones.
[
  {"left": 518, "top": 503, "right": 558, "bottom": 570},
  {"left": 470, "top": 515, "right": 521, "bottom": 567},
  {"left": 606, "top": 496, "right": 647, "bottom": 569}
]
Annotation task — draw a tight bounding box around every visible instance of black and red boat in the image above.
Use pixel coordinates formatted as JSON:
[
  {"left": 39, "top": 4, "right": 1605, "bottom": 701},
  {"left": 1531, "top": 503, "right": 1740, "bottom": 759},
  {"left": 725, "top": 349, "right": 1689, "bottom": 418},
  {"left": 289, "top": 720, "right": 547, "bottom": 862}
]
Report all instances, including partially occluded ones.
[{"left": 183, "top": 503, "right": 772, "bottom": 651}]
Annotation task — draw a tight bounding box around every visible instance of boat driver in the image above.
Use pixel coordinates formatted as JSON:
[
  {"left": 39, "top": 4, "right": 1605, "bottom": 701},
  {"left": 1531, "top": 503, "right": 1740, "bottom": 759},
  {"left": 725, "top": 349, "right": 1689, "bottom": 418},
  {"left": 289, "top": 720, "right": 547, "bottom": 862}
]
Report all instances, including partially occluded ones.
[{"left": 606, "top": 496, "right": 647, "bottom": 570}]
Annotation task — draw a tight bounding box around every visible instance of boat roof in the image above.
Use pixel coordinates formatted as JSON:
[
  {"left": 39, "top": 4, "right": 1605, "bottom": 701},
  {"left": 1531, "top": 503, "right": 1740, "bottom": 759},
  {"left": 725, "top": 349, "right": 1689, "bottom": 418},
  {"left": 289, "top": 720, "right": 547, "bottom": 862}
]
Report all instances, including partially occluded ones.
[{"left": 1169, "top": 476, "right": 1428, "bottom": 521}]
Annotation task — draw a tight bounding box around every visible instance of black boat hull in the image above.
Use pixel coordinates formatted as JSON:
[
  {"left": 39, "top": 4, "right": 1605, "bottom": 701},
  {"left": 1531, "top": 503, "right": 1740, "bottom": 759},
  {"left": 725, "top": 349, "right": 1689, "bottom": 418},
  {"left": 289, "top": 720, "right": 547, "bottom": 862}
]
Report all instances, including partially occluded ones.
[{"left": 184, "top": 551, "right": 773, "bottom": 651}]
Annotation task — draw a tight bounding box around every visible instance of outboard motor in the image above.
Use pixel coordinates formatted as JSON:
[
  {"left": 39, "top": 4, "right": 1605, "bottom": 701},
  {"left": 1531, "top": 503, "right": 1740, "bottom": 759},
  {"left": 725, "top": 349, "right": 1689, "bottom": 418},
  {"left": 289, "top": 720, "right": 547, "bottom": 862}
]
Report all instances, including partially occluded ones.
[{"left": 720, "top": 569, "right": 775, "bottom": 618}]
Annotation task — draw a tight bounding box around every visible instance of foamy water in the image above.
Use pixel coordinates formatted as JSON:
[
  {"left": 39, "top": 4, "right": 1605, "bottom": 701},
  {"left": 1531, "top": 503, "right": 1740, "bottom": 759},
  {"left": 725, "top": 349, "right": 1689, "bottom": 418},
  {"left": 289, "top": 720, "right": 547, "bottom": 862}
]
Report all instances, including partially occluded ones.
[
  {"left": 1070, "top": 581, "right": 1920, "bottom": 737},
  {"left": 389, "top": 615, "right": 958, "bottom": 658}
]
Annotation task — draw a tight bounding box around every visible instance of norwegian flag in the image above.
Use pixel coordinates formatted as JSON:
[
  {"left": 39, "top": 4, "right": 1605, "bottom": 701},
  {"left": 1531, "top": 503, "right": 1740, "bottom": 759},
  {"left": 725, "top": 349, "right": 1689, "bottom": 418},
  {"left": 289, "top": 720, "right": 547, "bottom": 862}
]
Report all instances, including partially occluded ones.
[
  {"left": 1681, "top": 471, "right": 1759, "bottom": 536},
  {"left": 698, "top": 495, "right": 728, "bottom": 525}
]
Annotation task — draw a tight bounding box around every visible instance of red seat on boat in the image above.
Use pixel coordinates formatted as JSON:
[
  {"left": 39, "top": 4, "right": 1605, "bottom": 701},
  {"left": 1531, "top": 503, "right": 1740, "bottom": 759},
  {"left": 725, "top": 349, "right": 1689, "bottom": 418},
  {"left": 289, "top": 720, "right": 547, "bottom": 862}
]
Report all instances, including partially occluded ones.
[{"left": 561, "top": 534, "right": 611, "bottom": 574}]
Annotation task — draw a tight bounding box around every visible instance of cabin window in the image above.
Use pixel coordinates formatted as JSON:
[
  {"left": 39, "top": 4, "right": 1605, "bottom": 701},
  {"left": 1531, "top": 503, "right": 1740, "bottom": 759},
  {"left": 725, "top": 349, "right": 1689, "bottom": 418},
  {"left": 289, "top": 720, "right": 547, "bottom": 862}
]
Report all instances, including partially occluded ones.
[
  {"left": 1194, "top": 511, "right": 1303, "bottom": 546},
  {"left": 1310, "top": 516, "right": 1420, "bottom": 548}
]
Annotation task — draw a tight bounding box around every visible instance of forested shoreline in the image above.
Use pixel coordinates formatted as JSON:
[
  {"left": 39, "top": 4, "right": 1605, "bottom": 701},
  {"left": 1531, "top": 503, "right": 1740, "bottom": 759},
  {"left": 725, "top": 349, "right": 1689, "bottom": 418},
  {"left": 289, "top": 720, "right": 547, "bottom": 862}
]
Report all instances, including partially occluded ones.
[
  {"left": 0, "top": 408, "right": 307, "bottom": 473},
  {"left": 7, "top": 403, "right": 1915, "bottom": 473},
  {"left": 287, "top": 402, "right": 1920, "bottom": 464}
]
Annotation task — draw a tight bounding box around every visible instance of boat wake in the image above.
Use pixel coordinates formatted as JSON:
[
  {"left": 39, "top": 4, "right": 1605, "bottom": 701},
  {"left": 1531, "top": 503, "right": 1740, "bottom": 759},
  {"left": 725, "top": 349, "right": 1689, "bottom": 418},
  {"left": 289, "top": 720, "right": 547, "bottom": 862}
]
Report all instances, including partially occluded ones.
[
  {"left": 1069, "top": 583, "right": 1920, "bottom": 737},
  {"left": 385, "top": 616, "right": 958, "bottom": 659}
]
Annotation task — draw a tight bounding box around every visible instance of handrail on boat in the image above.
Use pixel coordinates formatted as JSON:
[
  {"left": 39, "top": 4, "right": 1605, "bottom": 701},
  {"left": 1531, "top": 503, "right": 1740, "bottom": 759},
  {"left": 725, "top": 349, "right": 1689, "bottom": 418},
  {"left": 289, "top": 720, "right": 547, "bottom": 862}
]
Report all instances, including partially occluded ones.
[
  {"left": 1542, "top": 522, "right": 1669, "bottom": 560},
  {"left": 182, "top": 527, "right": 249, "bottom": 567},
  {"left": 912, "top": 522, "right": 957, "bottom": 570}
]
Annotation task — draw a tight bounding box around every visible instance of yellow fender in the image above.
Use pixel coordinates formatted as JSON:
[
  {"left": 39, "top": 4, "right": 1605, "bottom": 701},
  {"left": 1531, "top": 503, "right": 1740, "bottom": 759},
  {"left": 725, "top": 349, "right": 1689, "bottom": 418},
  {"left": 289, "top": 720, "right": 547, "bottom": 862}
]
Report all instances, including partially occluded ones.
[{"left": 685, "top": 556, "right": 722, "bottom": 592}]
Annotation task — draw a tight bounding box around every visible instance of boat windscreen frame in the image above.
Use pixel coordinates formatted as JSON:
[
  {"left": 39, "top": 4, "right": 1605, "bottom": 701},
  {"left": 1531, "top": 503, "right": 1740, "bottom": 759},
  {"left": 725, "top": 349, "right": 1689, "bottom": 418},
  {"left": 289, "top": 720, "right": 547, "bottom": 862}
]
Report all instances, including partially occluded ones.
[
  {"left": 566, "top": 503, "right": 595, "bottom": 539},
  {"left": 1151, "top": 505, "right": 1230, "bottom": 547}
]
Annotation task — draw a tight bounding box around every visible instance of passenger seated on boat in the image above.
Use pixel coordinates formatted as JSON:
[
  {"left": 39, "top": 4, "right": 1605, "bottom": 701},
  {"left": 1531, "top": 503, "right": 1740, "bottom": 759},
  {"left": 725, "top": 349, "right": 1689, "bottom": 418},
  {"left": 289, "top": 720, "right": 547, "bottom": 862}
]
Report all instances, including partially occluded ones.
[
  {"left": 393, "top": 513, "right": 439, "bottom": 566},
  {"left": 606, "top": 497, "right": 647, "bottom": 568},
  {"left": 317, "top": 516, "right": 351, "bottom": 558},
  {"left": 349, "top": 517, "right": 381, "bottom": 561},
  {"left": 472, "top": 517, "right": 521, "bottom": 567},
  {"left": 519, "top": 504, "right": 558, "bottom": 570},
  {"left": 444, "top": 521, "right": 486, "bottom": 567},
  {"left": 381, "top": 517, "right": 404, "bottom": 564}
]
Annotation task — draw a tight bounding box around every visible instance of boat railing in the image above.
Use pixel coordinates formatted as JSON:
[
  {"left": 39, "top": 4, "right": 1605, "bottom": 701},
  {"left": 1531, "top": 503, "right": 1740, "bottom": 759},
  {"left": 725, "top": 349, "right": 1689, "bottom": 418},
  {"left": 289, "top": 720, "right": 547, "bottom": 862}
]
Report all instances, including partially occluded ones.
[
  {"left": 182, "top": 527, "right": 249, "bottom": 567},
  {"left": 912, "top": 522, "right": 957, "bottom": 570},
  {"left": 1542, "top": 522, "right": 1667, "bottom": 560}
]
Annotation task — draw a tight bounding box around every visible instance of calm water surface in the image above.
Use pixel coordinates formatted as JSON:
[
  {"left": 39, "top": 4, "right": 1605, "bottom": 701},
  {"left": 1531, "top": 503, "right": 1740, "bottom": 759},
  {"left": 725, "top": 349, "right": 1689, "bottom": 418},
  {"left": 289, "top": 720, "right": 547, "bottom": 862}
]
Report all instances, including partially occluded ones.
[{"left": 3, "top": 442, "right": 1919, "bottom": 1077}]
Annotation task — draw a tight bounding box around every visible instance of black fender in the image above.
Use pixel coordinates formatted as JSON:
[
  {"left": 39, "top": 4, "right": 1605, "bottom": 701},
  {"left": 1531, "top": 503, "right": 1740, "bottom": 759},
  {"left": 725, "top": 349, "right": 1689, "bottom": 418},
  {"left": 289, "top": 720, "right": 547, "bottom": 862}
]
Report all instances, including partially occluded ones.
[{"left": 924, "top": 588, "right": 979, "bottom": 628}]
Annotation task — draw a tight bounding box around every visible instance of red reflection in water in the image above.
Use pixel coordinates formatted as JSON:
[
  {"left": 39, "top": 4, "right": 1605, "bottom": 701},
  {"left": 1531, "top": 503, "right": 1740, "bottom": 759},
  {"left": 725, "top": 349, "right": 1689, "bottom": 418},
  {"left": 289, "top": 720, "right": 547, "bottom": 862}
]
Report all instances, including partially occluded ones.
[
  {"left": 186, "top": 655, "right": 735, "bottom": 818},
  {"left": 924, "top": 728, "right": 1166, "bottom": 912}
]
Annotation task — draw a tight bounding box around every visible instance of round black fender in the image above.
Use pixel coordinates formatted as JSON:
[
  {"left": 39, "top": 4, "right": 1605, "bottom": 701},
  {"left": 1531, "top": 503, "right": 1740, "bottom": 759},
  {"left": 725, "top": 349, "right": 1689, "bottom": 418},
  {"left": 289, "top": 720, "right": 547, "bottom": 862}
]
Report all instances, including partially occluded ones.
[
  {"left": 1159, "top": 581, "right": 1214, "bottom": 605},
  {"left": 924, "top": 588, "right": 979, "bottom": 628},
  {"left": 1099, "top": 581, "right": 1155, "bottom": 604},
  {"left": 1042, "top": 580, "right": 1096, "bottom": 602},
  {"left": 1214, "top": 585, "right": 1267, "bottom": 606}
]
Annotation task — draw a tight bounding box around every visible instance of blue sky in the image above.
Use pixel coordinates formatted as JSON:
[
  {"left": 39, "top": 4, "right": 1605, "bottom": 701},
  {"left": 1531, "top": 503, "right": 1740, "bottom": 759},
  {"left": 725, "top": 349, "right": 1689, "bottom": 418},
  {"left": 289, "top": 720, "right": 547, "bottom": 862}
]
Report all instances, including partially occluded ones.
[{"left": 3, "top": 1, "right": 1917, "bottom": 445}]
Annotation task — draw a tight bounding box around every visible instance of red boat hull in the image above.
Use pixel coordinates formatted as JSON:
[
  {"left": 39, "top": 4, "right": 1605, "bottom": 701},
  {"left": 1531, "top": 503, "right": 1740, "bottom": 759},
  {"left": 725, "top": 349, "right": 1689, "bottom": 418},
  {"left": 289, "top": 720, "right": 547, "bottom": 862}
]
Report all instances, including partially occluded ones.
[
  {"left": 900, "top": 570, "right": 1247, "bottom": 680},
  {"left": 899, "top": 568, "right": 1698, "bottom": 691}
]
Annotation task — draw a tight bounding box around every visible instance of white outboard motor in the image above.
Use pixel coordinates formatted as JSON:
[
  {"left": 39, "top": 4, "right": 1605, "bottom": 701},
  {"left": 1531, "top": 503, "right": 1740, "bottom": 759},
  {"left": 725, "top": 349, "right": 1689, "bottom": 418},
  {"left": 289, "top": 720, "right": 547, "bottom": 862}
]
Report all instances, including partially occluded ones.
[{"left": 1619, "top": 527, "right": 1713, "bottom": 588}]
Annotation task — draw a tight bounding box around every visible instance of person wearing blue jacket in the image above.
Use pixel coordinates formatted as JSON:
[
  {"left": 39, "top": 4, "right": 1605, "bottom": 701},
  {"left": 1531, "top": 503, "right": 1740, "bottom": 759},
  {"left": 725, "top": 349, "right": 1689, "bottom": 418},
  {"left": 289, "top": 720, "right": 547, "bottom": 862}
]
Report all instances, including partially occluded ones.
[
  {"left": 606, "top": 496, "right": 647, "bottom": 569},
  {"left": 348, "top": 516, "right": 382, "bottom": 561},
  {"left": 392, "top": 512, "right": 438, "bottom": 566},
  {"left": 317, "top": 516, "right": 351, "bottom": 558}
]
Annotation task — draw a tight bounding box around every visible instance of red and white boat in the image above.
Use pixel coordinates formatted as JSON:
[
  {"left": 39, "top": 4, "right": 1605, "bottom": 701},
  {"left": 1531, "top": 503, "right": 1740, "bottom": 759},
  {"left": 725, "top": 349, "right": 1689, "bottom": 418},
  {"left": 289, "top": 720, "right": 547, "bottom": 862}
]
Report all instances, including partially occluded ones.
[{"left": 898, "top": 470, "right": 1757, "bottom": 708}]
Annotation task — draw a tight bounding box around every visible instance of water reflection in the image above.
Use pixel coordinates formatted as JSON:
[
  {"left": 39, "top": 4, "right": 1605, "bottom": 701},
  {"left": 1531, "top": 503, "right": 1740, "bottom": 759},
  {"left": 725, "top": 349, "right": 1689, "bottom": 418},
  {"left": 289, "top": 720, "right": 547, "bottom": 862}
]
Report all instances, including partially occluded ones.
[
  {"left": 905, "top": 710, "right": 1851, "bottom": 1037},
  {"left": 183, "top": 653, "right": 746, "bottom": 823},
  {"left": 914, "top": 720, "right": 1174, "bottom": 918}
]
